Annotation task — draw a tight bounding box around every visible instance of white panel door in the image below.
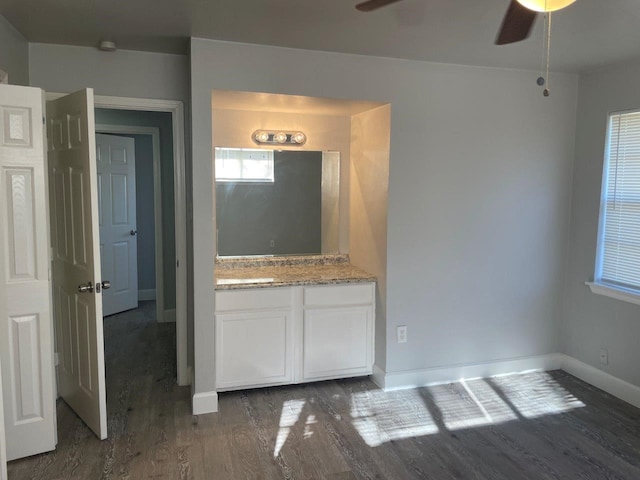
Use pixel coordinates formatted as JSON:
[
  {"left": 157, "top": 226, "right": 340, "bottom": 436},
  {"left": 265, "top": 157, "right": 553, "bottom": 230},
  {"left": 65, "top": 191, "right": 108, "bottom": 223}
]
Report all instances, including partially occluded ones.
[
  {"left": 0, "top": 359, "right": 6, "bottom": 480},
  {"left": 0, "top": 84, "right": 57, "bottom": 460},
  {"left": 0, "top": 198, "right": 7, "bottom": 479},
  {"left": 47, "top": 89, "right": 107, "bottom": 440},
  {"left": 96, "top": 134, "right": 137, "bottom": 316}
]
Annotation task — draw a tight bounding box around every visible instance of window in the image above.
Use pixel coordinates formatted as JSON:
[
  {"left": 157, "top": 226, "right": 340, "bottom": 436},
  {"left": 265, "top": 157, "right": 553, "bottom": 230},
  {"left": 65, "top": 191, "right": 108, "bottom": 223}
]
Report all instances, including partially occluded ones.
[
  {"left": 593, "top": 110, "right": 640, "bottom": 299},
  {"left": 214, "top": 147, "right": 274, "bottom": 183}
]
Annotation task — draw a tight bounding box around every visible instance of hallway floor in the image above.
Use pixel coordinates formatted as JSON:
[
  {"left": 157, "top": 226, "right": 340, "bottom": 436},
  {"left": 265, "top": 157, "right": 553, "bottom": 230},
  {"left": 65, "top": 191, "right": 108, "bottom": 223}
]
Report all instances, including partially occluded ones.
[{"left": 7, "top": 302, "right": 640, "bottom": 479}]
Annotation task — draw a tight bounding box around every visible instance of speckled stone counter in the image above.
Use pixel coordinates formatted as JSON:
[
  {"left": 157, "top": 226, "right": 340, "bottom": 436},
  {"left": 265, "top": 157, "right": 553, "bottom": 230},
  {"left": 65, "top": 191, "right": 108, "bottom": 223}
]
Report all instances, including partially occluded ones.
[{"left": 215, "top": 255, "right": 376, "bottom": 290}]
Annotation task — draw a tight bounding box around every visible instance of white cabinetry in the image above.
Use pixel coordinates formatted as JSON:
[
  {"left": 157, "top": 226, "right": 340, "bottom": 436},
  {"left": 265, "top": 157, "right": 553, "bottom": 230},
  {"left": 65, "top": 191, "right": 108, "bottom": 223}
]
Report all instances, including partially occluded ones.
[
  {"left": 215, "top": 288, "right": 294, "bottom": 390},
  {"left": 214, "top": 282, "right": 375, "bottom": 391},
  {"left": 303, "top": 284, "right": 374, "bottom": 381}
]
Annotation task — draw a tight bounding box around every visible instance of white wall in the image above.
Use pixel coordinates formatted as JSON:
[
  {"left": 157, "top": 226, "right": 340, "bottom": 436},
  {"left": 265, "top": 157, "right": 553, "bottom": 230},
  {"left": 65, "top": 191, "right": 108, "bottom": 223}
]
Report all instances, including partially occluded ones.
[
  {"left": 29, "top": 43, "right": 188, "bottom": 102},
  {"left": 350, "top": 105, "right": 390, "bottom": 370},
  {"left": 0, "top": 15, "right": 29, "bottom": 85},
  {"left": 561, "top": 59, "right": 640, "bottom": 387},
  {"left": 191, "top": 38, "right": 578, "bottom": 399}
]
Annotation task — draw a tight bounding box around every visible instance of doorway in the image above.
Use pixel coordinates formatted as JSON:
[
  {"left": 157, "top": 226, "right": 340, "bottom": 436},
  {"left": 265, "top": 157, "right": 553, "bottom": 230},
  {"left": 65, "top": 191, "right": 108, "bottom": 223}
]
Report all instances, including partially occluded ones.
[
  {"left": 90, "top": 97, "right": 189, "bottom": 388},
  {"left": 95, "top": 124, "right": 165, "bottom": 322}
]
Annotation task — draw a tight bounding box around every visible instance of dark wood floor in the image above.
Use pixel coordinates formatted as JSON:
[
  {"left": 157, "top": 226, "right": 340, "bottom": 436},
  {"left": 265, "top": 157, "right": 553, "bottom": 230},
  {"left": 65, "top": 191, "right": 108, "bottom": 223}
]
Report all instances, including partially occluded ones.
[{"left": 8, "top": 302, "right": 640, "bottom": 479}]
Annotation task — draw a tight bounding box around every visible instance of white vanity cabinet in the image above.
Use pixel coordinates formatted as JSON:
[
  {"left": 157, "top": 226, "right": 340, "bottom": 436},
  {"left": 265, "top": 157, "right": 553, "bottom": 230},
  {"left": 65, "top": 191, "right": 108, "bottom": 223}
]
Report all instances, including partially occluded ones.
[
  {"left": 214, "top": 282, "right": 375, "bottom": 391},
  {"left": 302, "top": 284, "right": 375, "bottom": 381},
  {"left": 214, "top": 288, "right": 295, "bottom": 390}
]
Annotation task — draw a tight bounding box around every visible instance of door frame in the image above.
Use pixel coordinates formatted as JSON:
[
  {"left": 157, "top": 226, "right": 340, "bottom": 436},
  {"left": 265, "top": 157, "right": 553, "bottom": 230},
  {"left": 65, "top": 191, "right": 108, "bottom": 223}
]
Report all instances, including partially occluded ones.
[
  {"left": 47, "top": 93, "right": 188, "bottom": 387},
  {"left": 96, "top": 126, "right": 165, "bottom": 323}
]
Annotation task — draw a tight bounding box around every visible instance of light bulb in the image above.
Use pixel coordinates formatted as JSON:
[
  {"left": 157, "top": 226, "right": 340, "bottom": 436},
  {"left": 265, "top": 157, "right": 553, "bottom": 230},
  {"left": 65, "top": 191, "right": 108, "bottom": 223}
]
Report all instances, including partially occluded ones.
[
  {"left": 274, "top": 132, "right": 287, "bottom": 144},
  {"left": 254, "top": 131, "right": 270, "bottom": 143},
  {"left": 291, "top": 132, "right": 306, "bottom": 144}
]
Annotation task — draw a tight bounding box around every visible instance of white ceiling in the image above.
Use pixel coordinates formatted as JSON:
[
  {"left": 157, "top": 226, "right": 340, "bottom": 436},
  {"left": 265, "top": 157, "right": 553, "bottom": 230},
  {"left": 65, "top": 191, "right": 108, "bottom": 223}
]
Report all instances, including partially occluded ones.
[{"left": 2, "top": 0, "right": 640, "bottom": 73}]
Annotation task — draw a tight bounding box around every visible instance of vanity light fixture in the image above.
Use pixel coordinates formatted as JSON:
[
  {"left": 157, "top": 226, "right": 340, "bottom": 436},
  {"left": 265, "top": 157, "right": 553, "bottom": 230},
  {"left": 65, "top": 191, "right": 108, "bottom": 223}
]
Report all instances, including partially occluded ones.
[{"left": 252, "top": 130, "right": 307, "bottom": 146}]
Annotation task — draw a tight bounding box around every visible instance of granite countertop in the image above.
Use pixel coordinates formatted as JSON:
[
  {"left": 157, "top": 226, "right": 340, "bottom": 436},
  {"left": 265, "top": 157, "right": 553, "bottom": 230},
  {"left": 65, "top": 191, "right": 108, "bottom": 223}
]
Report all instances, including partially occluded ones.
[{"left": 215, "top": 255, "right": 376, "bottom": 290}]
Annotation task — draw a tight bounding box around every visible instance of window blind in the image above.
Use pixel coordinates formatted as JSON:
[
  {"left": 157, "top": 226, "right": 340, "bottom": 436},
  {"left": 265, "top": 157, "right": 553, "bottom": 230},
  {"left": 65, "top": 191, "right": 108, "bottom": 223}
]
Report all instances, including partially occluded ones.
[{"left": 596, "top": 111, "right": 640, "bottom": 291}]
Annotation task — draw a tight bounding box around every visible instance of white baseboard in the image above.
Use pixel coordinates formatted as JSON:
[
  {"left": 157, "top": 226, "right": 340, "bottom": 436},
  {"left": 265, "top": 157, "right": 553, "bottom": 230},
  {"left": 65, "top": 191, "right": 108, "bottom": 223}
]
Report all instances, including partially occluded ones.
[
  {"left": 373, "top": 353, "right": 564, "bottom": 391},
  {"left": 193, "top": 390, "right": 218, "bottom": 415},
  {"left": 372, "top": 353, "right": 640, "bottom": 411},
  {"left": 560, "top": 354, "right": 640, "bottom": 409},
  {"left": 160, "top": 308, "right": 176, "bottom": 323},
  {"left": 138, "top": 289, "right": 156, "bottom": 301}
]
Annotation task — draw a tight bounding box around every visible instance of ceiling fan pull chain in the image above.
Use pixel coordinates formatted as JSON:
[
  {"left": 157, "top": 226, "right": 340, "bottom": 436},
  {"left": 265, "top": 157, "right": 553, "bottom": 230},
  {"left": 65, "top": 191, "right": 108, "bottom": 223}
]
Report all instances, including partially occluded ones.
[
  {"left": 543, "top": 12, "right": 552, "bottom": 96},
  {"left": 537, "top": 10, "right": 548, "bottom": 87}
]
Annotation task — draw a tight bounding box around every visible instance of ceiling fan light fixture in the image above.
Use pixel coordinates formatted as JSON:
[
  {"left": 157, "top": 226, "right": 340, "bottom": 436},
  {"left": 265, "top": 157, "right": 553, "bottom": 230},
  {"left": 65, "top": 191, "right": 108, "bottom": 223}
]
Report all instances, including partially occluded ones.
[{"left": 516, "top": 0, "right": 576, "bottom": 13}]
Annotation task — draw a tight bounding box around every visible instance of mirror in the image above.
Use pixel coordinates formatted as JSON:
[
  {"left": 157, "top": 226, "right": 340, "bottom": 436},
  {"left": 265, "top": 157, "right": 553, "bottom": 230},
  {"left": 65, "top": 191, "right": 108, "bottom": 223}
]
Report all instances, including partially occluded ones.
[{"left": 215, "top": 147, "right": 340, "bottom": 257}]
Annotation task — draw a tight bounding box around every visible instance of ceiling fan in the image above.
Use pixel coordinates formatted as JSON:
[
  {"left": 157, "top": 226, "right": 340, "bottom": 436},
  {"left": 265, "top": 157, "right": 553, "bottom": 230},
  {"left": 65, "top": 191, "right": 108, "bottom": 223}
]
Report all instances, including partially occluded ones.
[{"left": 355, "top": 0, "right": 577, "bottom": 45}]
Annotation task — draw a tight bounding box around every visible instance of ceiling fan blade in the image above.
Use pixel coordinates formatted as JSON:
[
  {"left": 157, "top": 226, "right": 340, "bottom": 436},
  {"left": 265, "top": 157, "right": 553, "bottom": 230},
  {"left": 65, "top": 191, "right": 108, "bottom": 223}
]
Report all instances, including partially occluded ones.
[
  {"left": 355, "top": 0, "right": 405, "bottom": 12},
  {"left": 495, "top": 0, "right": 538, "bottom": 45}
]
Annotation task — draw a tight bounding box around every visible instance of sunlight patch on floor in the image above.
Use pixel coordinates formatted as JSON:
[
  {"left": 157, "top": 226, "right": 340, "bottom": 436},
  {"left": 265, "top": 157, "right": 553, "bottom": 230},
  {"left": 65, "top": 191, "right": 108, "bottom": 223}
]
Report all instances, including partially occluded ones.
[
  {"left": 349, "top": 372, "right": 585, "bottom": 447},
  {"left": 350, "top": 389, "right": 439, "bottom": 447},
  {"left": 432, "top": 378, "right": 519, "bottom": 431},
  {"left": 490, "top": 372, "right": 586, "bottom": 419},
  {"left": 274, "top": 399, "right": 306, "bottom": 457}
]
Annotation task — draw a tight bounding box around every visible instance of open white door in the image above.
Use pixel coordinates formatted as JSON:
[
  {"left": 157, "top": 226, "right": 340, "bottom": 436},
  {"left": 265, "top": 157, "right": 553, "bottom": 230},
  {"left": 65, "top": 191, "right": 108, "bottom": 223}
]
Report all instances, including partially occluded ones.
[
  {"left": 0, "top": 206, "right": 8, "bottom": 480},
  {"left": 47, "top": 89, "right": 108, "bottom": 440},
  {"left": 0, "top": 85, "right": 57, "bottom": 460},
  {"left": 96, "top": 133, "right": 138, "bottom": 316},
  {"left": 0, "top": 359, "right": 7, "bottom": 480}
]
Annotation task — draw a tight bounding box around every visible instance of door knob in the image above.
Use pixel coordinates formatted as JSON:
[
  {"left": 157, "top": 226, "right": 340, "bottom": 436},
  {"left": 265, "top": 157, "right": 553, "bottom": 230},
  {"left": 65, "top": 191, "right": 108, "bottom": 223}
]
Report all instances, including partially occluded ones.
[
  {"left": 130, "top": 230, "right": 137, "bottom": 236},
  {"left": 78, "top": 281, "right": 94, "bottom": 293},
  {"left": 101, "top": 280, "right": 111, "bottom": 290}
]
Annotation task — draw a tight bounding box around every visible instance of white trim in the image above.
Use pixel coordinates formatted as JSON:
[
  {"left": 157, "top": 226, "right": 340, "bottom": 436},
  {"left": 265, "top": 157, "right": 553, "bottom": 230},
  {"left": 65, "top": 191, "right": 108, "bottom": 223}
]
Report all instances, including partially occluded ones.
[
  {"left": 372, "top": 354, "right": 563, "bottom": 391},
  {"left": 96, "top": 124, "right": 164, "bottom": 323},
  {"left": 371, "top": 364, "right": 386, "bottom": 390},
  {"left": 561, "top": 354, "right": 640, "bottom": 409},
  {"left": 192, "top": 390, "right": 219, "bottom": 415},
  {"left": 187, "top": 365, "right": 193, "bottom": 387},
  {"left": 48, "top": 93, "right": 189, "bottom": 387},
  {"left": 138, "top": 289, "right": 157, "bottom": 301},
  {"left": 162, "top": 309, "right": 176, "bottom": 324},
  {"left": 586, "top": 281, "right": 640, "bottom": 307}
]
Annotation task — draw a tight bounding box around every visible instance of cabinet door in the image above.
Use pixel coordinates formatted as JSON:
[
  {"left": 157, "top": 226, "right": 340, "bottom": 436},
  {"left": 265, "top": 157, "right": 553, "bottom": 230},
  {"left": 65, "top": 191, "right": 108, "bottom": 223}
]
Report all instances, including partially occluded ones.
[
  {"left": 303, "top": 305, "right": 373, "bottom": 381},
  {"left": 215, "top": 309, "right": 293, "bottom": 390}
]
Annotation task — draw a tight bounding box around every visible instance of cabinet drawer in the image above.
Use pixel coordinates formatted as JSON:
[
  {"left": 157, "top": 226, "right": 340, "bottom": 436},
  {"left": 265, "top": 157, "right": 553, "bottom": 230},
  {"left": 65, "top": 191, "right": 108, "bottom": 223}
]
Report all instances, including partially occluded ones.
[
  {"left": 215, "top": 287, "right": 293, "bottom": 312},
  {"left": 303, "top": 283, "right": 374, "bottom": 307}
]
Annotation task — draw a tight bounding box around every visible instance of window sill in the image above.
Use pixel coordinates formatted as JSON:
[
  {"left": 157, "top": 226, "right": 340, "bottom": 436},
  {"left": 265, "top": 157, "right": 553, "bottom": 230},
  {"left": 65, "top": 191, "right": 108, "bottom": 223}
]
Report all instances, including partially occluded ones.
[{"left": 585, "top": 282, "right": 640, "bottom": 307}]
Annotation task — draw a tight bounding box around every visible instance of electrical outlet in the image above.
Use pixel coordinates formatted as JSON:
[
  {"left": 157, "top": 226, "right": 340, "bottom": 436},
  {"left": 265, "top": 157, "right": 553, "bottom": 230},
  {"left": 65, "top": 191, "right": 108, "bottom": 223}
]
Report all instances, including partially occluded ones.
[
  {"left": 599, "top": 348, "right": 608, "bottom": 365},
  {"left": 397, "top": 325, "right": 407, "bottom": 344},
  {"left": 270, "top": 240, "right": 275, "bottom": 247}
]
